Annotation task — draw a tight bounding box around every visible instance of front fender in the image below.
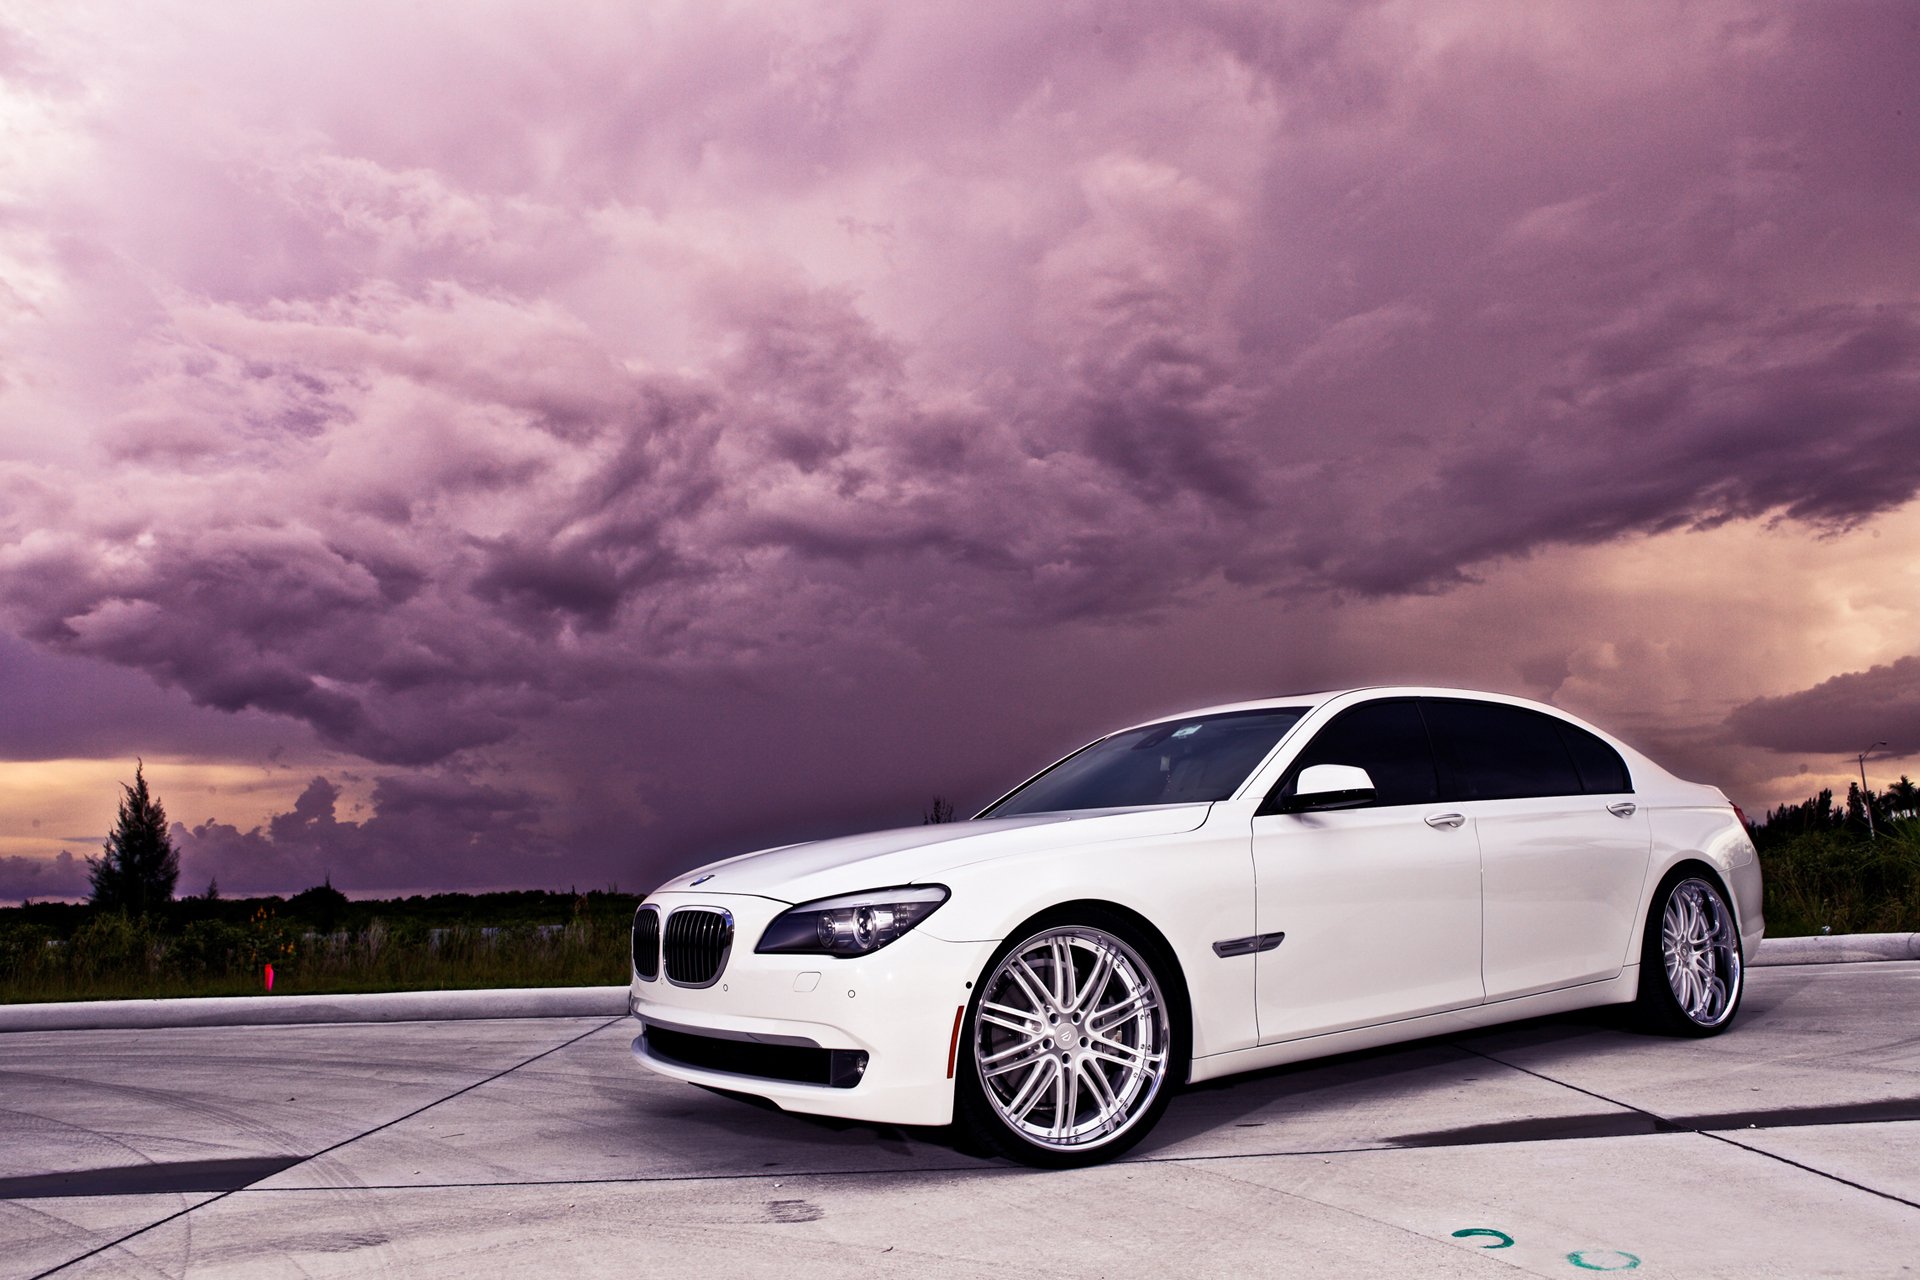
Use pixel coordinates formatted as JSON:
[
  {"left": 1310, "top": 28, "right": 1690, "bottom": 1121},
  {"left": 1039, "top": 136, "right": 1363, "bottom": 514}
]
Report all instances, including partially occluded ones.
[{"left": 920, "top": 817, "right": 1260, "bottom": 1061}]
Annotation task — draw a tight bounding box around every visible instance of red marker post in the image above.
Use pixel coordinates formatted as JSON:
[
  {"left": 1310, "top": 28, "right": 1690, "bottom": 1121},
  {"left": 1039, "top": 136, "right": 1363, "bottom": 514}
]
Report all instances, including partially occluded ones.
[{"left": 264, "top": 963, "right": 275, "bottom": 993}]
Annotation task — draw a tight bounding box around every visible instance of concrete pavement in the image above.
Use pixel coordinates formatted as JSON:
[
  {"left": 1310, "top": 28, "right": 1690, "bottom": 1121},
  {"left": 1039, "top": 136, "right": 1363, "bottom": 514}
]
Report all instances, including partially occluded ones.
[{"left": 1, "top": 962, "right": 1915, "bottom": 1277}]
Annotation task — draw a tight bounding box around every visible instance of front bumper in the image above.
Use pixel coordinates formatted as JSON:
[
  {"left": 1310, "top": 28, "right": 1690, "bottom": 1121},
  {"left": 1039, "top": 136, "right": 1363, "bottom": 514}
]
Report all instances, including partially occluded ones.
[{"left": 629, "top": 892, "right": 996, "bottom": 1127}]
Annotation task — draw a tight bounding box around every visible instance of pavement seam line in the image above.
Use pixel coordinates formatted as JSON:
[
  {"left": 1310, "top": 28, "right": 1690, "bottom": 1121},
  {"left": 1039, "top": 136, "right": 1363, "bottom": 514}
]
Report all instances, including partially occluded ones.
[
  {"left": 29, "top": 1016, "right": 622, "bottom": 1279},
  {"left": 221, "top": 1146, "right": 1393, "bottom": 1193},
  {"left": 1694, "top": 1130, "right": 1920, "bottom": 1212},
  {"left": 1450, "top": 1040, "right": 1920, "bottom": 1213},
  {"left": 194, "top": 1100, "right": 1920, "bottom": 1197},
  {"left": 198, "top": 1142, "right": 1470, "bottom": 1197}
]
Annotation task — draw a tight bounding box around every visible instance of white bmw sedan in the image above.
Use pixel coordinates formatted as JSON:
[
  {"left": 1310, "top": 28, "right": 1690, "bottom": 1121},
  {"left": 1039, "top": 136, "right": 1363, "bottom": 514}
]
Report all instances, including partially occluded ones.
[{"left": 629, "top": 686, "right": 1762, "bottom": 1166}]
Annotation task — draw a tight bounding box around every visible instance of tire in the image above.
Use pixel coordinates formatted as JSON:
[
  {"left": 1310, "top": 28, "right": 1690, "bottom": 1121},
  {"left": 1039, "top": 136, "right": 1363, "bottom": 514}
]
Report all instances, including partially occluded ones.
[
  {"left": 1634, "top": 869, "right": 1745, "bottom": 1036},
  {"left": 953, "top": 909, "right": 1187, "bottom": 1168}
]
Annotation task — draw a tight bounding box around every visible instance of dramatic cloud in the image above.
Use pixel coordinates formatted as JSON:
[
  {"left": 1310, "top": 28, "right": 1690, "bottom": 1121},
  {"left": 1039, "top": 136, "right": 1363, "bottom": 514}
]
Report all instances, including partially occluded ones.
[
  {"left": 1, "top": 1, "right": 1916, "bottom": 893},
  {"left": 1729, "top": 657, "right": 1920, "bottom": 758},
  {"left": 0, "top": 851, "right": 85, "bottom": 902},
  {"left": 175, "top": 774, "right": 562, "bottom": 896}
]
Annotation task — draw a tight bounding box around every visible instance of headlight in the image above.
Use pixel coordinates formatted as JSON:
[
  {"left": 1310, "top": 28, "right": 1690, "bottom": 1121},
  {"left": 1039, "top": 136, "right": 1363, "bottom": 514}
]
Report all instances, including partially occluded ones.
[{"left": 756, "top": 885, "right": 950, "bottom": 958}]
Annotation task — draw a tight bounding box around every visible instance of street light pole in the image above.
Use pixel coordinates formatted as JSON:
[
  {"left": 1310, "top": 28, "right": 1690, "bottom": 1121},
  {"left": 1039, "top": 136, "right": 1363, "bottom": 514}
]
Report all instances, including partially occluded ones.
[{"left": 1858, "top": 741, "right": 1887, "bottom": 838}]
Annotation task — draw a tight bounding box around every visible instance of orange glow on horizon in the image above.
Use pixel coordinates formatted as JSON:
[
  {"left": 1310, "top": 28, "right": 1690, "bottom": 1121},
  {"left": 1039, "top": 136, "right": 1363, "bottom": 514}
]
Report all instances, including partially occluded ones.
[{"left": 0, "top": 757, "right": 373, "bottom": 864}]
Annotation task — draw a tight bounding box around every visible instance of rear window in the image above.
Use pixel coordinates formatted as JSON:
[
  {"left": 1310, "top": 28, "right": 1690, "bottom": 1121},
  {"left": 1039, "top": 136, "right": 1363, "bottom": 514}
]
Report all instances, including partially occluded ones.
[
  {"left": 1557, "top": 720, "right": 1633, "bottom": 794},
  {"left": 1423, "top": 699, "right": 1584, "bottom": 801}
]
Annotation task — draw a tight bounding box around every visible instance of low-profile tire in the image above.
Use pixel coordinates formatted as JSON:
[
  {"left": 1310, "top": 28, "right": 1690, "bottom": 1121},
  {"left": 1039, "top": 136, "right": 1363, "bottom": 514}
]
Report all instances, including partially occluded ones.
[
  {"left": 954, "top": 909, "right": 1187, "bottom": 1168},
  {"left": 1634, "top": 868, "right": 1745, "bottom": 1036}
]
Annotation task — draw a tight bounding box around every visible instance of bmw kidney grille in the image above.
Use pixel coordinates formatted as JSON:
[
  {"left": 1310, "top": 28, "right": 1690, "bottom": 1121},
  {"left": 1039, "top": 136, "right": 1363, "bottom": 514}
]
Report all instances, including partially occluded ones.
[
  {"left": 664, "top": 908, "right": 734, "bottom": 987},
  {"left": 632, "top": 906, "right": 661, "bottom": 981}
]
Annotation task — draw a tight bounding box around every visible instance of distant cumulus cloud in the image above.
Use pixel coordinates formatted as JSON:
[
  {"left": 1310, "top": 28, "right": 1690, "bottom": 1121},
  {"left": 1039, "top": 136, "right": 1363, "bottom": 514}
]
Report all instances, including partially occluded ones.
[
  {"left": 1728, "top": 657, "right": 1920, "bottom": 757},
  {"left": 176, "top": 774, "right": 561, "bottom": 895},
  {"left": 0, "top": 850, "right": 86, "bottom": 901},
  {"left": 1, "top": 1, "right": 1917, "bottom": 890}
]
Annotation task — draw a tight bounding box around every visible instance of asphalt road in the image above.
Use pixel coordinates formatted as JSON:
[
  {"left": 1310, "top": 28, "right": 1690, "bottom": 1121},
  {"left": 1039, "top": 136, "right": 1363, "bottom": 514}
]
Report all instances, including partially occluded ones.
[{"left": 2, "top": 962, "right": 1916, "bottom": 1278}]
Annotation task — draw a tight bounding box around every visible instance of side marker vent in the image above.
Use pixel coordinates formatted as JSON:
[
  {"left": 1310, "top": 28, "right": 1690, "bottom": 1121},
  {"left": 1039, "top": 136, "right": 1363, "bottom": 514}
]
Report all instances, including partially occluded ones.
[{"left": 1212, "top": 932, "right": 1286, "bottom": 958}]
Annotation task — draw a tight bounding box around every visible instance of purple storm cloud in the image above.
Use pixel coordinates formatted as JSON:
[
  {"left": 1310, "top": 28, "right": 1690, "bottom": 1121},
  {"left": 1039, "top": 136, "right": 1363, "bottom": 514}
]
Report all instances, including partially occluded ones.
[
  {"left": 1, "top": 2, "right": 1916, "bottom": 897},
  {"left": 1731, "top": 658, "right": 1920, "bottom": 758}
]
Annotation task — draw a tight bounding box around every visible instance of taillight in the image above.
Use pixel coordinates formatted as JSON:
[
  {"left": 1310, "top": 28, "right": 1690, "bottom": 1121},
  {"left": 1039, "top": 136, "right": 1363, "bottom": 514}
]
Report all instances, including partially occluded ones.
[{"left": 1731, "top": 802, "right": 1751, "bottom": 831}]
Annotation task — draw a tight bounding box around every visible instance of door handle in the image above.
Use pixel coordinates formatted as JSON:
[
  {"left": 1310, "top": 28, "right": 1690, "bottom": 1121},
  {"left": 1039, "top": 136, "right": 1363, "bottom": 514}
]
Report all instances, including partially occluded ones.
[
  {"left": 1608, "top": 802, "right": 1638, "bottom": 818},
  {"left": 1424, "top": 812, "right": 1466, "bottom": 829}
]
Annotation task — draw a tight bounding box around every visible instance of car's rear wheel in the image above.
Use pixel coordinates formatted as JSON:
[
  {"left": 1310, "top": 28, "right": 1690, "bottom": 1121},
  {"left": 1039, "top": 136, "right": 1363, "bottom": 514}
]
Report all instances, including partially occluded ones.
[
  {"left": 1636, "top": 870, "right": 1744, "bottom": 1035},
  {"left": 954, "top": 912, "right": 1184, "bottom": 1167}
]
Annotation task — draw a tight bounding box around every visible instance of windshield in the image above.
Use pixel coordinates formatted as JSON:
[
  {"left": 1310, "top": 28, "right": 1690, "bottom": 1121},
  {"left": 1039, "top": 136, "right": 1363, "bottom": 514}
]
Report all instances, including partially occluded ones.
[{"left": 983, "top": 707, "right": 1310, "bottom": 817}]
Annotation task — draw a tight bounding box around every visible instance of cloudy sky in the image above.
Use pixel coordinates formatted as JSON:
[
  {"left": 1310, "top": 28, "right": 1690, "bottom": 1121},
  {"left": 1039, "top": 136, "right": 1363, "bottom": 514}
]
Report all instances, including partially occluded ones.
[{"left": 2, "top": 0, "right": 1916, "bottom": 901}]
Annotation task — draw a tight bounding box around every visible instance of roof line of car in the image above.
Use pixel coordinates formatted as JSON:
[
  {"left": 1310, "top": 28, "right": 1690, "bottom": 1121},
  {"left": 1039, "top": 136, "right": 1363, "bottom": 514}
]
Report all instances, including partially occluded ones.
[
  {"left": 1113, "top": 685, "right": 1523, "bottom": 734},
  {"left": 1112, "top": 687, "right": 1658, "bottom": 767}
]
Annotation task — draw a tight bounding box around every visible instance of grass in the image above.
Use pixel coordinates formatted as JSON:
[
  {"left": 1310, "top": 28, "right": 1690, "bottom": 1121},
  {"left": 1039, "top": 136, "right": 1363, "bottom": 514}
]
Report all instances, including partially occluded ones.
[
  {"left": 1756, "top": 819, "right": 1920, "bottom": 937},
  {"left": 0, "top": 893, "right": 637, "bottom": 1004}
]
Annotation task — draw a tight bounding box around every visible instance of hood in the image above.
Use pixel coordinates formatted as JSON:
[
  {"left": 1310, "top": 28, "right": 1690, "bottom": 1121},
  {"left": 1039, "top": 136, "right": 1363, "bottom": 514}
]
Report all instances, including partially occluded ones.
[{"left": 654, "top": 805, "right": 1212, "bottom": 904}]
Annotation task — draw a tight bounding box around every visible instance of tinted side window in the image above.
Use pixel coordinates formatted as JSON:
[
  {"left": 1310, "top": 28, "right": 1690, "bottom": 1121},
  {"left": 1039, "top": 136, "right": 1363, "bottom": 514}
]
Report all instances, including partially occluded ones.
[
  {"left": 1424, "top": 699, "right": 1583, "bottom": 801},
  {"left": 1274, "top": 699, "right": 1439, "bottom": 808},
  {"left": 1559, "top": 721, "right": 1632, "bottom": 794}
]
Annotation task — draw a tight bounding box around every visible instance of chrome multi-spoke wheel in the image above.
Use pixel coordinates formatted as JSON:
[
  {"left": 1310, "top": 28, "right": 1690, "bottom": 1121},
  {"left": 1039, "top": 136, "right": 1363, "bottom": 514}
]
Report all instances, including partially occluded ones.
[
  {"left": 1660, "top": 877, "right": 1741, "bottom": 1027},
  {"left": 1637, "top": 870, "right": 1744, "bottom": 1036},
  {"left": 961, "top": 921, "right": 1178, "bottom": 1163}
]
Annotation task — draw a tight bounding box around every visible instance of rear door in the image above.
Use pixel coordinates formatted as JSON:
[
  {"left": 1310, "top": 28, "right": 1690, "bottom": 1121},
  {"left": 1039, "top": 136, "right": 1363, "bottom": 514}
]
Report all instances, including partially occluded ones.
[
  {"left": 1251, "top": 698, "right": 1484, "bottom": 1043},
  {"left": 1421, "top": 698, "right": 1652, "bottom": 1000}
]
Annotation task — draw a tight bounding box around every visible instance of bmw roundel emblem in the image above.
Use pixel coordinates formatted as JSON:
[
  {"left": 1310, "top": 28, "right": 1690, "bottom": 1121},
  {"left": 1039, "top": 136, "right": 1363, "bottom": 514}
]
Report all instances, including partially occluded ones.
[{"left": 689, "top": 873, "right": 714, "bottom": 887}]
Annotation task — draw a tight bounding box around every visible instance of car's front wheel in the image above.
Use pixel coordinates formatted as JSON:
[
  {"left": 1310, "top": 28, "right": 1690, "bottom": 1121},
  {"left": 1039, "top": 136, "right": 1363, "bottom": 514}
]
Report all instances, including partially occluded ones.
[
  {"left": 1636, "top": 870, "right": 1745, "bottom": 1035},
  {"left": 954, "top": 911, "right": 1185, "bottom": 1167}
]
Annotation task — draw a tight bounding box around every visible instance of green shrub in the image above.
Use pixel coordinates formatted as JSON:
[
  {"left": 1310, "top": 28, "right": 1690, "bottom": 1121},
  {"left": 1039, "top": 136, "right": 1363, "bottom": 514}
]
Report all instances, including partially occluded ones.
[
  {"left": 170, "top": 920, "right": 249, "bottom": 980},
  {"left": 68, "top": 913, "right": 164, "bottom": 983},
  {"left": 1, "top": 891, "right": 637, "bottom": 1002},
  {"left": 1759, "top": 819, "right": 1920, "bottom": 936},
  {"left": 0, "top": 923, "right": 56, "bottom": 983}
]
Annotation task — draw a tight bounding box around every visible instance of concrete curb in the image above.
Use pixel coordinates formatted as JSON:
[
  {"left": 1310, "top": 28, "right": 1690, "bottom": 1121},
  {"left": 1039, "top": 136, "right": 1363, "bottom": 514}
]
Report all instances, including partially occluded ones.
[
  {"left": 0, "top": 985, "right": 629, "bottom": 1033},
  {"left": 3, "top": 933, "right": 1915, "bottom": 1032},
  {"left": 1751, "top": 932, "right": 1920, "bottom": 966}
]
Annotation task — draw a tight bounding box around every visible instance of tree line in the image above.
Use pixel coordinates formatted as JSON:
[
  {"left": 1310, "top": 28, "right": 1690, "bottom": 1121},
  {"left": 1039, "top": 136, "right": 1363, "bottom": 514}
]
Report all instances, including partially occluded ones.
[
  {"left": 1753, "top": 776, "right": 1920, "bottom": 848},
  {"left": 3, "top": 763, "right": 640, "bottom": 1002},
  {"left": 1749, "top": 778, "right": 1919, "bottom": 937}
]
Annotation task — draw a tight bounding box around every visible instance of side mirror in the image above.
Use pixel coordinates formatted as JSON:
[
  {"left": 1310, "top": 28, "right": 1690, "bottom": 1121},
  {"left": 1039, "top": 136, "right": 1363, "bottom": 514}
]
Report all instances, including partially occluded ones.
[{"left": 1276, "top": 763, "right": 1377, "bottom": 813}]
